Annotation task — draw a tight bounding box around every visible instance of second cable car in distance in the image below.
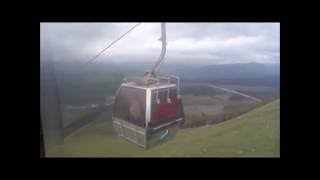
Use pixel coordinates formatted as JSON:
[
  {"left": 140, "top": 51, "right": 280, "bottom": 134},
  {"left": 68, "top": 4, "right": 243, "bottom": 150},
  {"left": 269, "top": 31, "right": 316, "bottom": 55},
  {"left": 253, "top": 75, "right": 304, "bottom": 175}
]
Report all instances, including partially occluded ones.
[{"left": 112, "top": 23, "right": 185, "bottom": 149}]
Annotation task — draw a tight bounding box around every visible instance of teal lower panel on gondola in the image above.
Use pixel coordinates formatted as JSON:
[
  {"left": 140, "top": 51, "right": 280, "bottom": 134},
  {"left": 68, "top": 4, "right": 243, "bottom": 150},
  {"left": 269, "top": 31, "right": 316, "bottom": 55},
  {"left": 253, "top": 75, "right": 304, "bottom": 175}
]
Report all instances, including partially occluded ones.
[
  {"left": 113, "top": 117, "right": 183, "bottom": 149},
  {"left": 147, "top": 124, "right": 179, "bottom": 148}
]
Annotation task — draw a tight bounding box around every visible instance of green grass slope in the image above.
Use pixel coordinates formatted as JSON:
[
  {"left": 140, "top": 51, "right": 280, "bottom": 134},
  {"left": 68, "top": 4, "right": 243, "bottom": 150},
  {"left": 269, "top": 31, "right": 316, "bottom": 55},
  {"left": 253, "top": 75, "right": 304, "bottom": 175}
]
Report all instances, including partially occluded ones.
[{"left": 49, "top": 99, "right": 280, "bottom": 157}]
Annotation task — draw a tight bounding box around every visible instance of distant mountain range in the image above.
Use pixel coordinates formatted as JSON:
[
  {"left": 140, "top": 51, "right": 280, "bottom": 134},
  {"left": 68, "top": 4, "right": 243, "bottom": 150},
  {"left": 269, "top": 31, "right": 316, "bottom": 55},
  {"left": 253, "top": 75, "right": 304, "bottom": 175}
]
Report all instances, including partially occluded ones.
[
  {"left": 49, "top": 60, "right": 280, "bottom": 88},
  {"left": 51, "top": 60, "right": 279, "bottom": 77},
  {"left": 169, "top": 62, "right": 279, "bottom": 78},
  {"left": 162, "top": 62, "right": 280, "bottom": 87}
]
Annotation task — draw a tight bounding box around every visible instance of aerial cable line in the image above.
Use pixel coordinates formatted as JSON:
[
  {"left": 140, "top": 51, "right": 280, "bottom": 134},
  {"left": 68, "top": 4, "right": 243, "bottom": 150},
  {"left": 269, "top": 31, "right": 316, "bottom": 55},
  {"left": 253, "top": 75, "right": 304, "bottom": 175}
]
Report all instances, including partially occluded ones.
[{"left": 82, "top": 23, "right": 141, "bottom": 67}]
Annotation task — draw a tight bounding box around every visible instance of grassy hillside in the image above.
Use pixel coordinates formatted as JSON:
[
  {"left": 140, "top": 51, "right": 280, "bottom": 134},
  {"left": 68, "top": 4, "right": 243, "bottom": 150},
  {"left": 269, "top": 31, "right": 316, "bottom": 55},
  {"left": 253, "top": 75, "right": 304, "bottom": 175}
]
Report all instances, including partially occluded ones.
[{"left": 48, "top": 99, "right": 280, "bottom": 157}]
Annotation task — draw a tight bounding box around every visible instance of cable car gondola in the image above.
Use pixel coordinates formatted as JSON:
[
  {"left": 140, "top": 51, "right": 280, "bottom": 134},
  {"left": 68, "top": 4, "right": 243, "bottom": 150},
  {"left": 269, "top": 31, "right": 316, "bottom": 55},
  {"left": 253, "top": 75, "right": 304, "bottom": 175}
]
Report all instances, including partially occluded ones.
[{"left": 112, "top": 23, "right": 185, "bottom": 149}]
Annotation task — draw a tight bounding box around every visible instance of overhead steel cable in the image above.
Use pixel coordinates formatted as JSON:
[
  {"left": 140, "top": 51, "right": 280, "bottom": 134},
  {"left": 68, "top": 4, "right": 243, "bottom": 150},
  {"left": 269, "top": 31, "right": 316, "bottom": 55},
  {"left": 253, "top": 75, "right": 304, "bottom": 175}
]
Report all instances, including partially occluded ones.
[{"left": 82, "top": 23, "right": 141, "bottom": 67}]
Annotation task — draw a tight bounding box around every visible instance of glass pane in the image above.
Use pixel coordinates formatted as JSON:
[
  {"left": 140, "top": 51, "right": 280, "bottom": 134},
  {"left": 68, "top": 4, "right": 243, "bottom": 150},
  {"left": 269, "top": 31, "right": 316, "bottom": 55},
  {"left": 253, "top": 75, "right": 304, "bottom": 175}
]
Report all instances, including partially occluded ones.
[
  {"left": 113, "top": 86, "right": 146, "bottom": 127},
  {"left": 150, "top": 87, "right": 181, "bottom": 127}
]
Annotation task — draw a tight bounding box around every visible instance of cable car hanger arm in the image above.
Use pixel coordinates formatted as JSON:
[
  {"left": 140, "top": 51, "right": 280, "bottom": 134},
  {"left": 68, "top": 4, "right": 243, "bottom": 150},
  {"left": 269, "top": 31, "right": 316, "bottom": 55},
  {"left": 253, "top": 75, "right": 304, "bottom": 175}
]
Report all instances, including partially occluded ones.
[{"left": 146, "top": 23, "right": 167, "bottom": 77}]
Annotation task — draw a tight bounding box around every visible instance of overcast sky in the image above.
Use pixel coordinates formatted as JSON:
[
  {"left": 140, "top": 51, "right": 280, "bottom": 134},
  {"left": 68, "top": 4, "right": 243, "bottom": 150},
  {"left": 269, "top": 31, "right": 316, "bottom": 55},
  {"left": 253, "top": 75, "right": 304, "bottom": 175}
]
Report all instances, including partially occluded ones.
[{"left": 40, "top": 23, "right": 280, "bottom": 65}]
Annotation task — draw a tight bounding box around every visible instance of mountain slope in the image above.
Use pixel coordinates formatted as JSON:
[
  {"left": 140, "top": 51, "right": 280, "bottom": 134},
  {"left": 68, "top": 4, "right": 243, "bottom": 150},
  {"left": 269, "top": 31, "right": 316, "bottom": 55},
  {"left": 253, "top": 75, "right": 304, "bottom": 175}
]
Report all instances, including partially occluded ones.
[{"left": 49, "top": 99, "right": 280, "bottom": 157}]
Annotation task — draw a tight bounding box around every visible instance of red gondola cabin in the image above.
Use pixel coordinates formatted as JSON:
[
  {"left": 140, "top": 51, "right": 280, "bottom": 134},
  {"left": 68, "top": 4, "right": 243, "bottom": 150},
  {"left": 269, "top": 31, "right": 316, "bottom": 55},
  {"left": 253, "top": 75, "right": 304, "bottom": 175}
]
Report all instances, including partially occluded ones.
[{"left": 112, "top": 75, "right": 184, "bottom": 149}]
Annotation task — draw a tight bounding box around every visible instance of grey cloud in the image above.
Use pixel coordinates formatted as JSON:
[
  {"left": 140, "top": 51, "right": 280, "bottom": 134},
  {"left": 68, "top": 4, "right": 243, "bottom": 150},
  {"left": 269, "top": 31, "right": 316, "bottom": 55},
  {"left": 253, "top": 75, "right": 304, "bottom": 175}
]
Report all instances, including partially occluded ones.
[{"left": 40, "top": 22, "right": 280, "bottom": 65}]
